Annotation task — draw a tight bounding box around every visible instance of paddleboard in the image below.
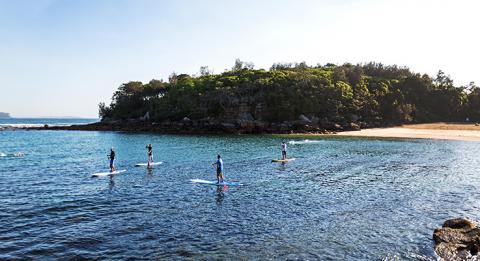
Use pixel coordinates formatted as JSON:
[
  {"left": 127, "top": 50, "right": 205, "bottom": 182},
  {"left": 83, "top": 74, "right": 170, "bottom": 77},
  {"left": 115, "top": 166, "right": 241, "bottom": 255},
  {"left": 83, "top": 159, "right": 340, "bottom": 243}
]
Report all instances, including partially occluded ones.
[
  {"left": 135, "top": 162, "right": 163, "bottom": 167},
  {"left": 288, "top": 139, "right": 322, "bottom": 145},
  {"left": 91, "top": 169, "right": 126, "bottom": 177},
  {"left": 190, "top": 179, "right": 243, "bottom": 186},
  {"left": 272, "top": 158, "right": 296, "bottom": 163}
]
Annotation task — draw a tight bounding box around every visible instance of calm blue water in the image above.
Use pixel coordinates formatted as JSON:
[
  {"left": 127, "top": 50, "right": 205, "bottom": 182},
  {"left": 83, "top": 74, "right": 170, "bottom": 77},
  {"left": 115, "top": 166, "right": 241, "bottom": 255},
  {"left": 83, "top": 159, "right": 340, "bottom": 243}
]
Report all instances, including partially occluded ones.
[
  {"left": 1, "top": 130, "right": 480, "bottom": 260},
  {"left": 0, "top": 118, "right": 98, "bottom": 127}
]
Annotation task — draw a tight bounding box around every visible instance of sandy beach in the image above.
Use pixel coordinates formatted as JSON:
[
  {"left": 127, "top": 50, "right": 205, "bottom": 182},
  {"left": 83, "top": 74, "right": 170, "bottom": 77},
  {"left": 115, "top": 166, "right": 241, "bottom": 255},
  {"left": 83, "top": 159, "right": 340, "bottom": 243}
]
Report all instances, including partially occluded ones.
[{"left": 336, "top": 123, "right": 480, "bottom": 141}]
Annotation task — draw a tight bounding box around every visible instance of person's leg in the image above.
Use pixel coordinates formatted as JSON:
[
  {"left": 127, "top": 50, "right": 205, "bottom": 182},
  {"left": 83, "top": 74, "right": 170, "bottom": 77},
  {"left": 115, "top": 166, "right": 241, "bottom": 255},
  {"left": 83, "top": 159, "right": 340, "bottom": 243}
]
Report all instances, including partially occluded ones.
[{"left": 216, "top": 171, "right": 220, "bottom": 183}]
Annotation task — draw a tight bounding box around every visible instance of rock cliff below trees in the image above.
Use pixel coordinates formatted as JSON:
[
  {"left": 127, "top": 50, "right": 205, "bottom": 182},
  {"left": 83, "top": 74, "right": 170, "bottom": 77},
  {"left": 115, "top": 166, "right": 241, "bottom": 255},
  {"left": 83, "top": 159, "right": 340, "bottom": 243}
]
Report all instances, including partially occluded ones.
[{"left": 42, "top": 114, "right": 368, "bottom": 134}]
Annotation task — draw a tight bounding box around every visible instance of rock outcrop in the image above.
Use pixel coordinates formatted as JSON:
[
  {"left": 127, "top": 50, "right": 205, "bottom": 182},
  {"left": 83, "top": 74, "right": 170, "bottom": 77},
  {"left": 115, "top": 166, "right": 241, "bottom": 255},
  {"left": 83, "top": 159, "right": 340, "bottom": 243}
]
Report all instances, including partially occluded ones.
[
  {"left": 0, "top": 112, "right": 10, "bottom": 118},
  {"left": 433, "top": 218, "right": 480, "bottom": 260},
  {"left": 9, "top": 112, "right": 367, "bottom": 134}
]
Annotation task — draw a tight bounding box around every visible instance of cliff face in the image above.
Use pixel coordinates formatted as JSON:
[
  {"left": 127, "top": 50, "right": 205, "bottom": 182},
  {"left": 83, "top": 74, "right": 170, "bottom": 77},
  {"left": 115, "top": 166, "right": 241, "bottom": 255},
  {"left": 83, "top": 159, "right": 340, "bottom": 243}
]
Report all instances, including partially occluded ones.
[{"left": 0, "top": 112, "right": 10, "bottom": 118}]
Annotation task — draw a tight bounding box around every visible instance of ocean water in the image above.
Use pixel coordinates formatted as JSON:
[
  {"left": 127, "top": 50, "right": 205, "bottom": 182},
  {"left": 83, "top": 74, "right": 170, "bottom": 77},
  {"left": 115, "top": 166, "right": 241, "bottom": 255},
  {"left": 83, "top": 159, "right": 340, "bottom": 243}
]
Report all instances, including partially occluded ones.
[
  {"left": 0, "top": 118, "right": 98, "bottom": 128},
  {"left": 1, "top": 129, "right": 479, "bottom": 260}
]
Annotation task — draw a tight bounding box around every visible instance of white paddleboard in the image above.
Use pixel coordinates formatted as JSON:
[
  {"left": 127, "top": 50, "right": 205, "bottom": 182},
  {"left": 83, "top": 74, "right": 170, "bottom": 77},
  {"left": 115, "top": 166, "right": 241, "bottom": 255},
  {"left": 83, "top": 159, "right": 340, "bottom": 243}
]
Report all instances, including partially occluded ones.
[
  {"left": 134, "top": 162, "right": 163, "bottom": 167},
  {"left": 272, "top": 158, "right": 296, "bottom": 163},
  {"left": 288, "top": 139, "right": 322, "bottom": 145},
  {"left": 190, "top": 179, "right": 243, "bottom": 186},
  {"left": 91, "top": 169, "right": 126, "bottom": 177}
]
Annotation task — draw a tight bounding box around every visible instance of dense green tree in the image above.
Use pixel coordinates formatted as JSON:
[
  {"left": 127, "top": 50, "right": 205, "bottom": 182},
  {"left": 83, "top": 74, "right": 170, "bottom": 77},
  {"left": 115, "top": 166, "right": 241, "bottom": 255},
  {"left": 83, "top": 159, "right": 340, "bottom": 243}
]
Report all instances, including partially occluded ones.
[{"left": 98, "top": 61, "right": 478, "bottom": 127}]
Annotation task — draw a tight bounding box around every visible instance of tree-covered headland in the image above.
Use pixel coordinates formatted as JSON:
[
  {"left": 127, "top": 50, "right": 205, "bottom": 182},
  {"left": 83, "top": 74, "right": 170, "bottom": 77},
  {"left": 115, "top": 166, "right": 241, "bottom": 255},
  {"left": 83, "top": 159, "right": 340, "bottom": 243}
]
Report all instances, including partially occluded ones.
[{"left": 98, "top": 60, "right": 480, "bottom": 133}]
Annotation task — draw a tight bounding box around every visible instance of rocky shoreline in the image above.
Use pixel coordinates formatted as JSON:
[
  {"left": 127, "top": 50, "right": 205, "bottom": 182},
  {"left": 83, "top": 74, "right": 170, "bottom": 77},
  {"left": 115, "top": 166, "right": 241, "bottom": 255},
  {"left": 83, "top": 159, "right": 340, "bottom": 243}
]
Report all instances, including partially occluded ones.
[
  {"left": 433, "top": 218, "right": 480, "bottom": 260},
  {"left": 1, "top": 116, "right": 376, "bottom": 134}
]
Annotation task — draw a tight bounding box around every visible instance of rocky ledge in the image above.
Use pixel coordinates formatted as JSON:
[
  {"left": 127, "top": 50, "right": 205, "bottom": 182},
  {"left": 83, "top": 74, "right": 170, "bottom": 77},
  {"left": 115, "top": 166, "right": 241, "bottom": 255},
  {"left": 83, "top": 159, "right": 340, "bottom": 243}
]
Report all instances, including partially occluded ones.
[
  {"left": 1, "top": 113, "right": 392, "bottom": 134},
  {"left": 433, "top": 218, "right": 480, "bottom": 260},
  {"left": 7, "top": 115, "right": 376, "bottom": 134},
  {"left": 38, "top": 120, "right": 337, "bottom": 134}
]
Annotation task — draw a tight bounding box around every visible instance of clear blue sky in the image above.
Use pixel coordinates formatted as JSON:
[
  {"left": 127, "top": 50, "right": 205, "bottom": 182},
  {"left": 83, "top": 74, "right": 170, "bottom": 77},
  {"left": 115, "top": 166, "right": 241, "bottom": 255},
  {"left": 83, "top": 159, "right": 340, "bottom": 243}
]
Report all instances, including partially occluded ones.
[{"left": 1, "top": 0, "right": 478, "bottom": 118}]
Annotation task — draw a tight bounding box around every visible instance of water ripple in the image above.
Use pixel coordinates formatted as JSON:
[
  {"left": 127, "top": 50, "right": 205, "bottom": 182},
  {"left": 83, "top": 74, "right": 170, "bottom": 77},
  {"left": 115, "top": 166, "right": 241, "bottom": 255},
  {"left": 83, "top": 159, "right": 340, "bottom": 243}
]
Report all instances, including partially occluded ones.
[{"left": 1, "top": 132, "right": 479, "bottom": 259}]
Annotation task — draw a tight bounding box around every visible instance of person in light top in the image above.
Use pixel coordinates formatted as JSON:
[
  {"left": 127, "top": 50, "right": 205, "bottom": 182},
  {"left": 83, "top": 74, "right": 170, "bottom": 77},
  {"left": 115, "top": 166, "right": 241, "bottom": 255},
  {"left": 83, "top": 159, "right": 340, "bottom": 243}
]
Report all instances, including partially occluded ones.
[
  {"left": 212, "top": 154, "right": 224, "bottom": 183},
  {"left": 281, "top": 141, "right": 287, "bottom": 160}
]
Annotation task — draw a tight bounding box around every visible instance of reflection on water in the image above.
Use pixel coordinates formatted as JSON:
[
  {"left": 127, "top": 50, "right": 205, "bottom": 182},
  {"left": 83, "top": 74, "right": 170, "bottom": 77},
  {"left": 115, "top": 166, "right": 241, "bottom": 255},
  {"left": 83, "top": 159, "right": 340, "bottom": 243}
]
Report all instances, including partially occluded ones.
[
  {"left": 0, "top": 130, "right": 479, "bottom": 260},
  {"left": 146, "top": 168, "right": 154, "bottom": 176},
  {"left": 277, "top": 162, "right": 288, "bottom": 171},
  {"left": 216, "top": 186, "right": 225, "bottom": 206},
  {"left": 108, "top": 176, "right": 115, "bottom": 191}
]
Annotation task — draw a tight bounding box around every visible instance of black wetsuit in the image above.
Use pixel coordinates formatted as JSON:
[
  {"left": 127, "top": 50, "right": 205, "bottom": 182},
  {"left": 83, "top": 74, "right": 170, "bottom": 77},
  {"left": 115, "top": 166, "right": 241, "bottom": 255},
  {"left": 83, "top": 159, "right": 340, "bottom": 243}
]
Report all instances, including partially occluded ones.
[{"left": 109, "top": 151, "right": 115, "bottom": 168}]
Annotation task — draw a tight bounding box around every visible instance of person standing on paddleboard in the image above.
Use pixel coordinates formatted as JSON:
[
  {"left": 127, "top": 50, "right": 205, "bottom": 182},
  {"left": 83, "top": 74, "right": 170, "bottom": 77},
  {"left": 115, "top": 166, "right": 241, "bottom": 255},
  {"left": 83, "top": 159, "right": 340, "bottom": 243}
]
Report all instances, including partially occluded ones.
[
  {"left": 109, "top": 147, "right": 116, "bottom": 172},
  {"left": 212, "top": 154, "right": 224, "bottom": 183},
  {"left": 146, "top": 144, "right": 153, "bottom": 168},
  {"left": 281, "top": 141, "right": 287, "bottom": 160}
]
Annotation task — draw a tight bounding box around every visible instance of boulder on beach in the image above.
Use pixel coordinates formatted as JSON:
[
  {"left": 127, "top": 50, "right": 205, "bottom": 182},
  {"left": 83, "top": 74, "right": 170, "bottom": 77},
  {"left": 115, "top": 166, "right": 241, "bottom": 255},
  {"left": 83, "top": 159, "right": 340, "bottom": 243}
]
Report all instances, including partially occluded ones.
[{"left": 433, "top": 218, "right": 480, "bottom": 260}]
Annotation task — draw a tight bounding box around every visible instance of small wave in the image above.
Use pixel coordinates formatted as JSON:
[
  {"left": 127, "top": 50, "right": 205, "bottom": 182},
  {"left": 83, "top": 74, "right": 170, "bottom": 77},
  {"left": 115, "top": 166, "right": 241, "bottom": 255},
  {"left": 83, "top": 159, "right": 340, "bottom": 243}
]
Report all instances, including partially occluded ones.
[
  {"left": 0, "top": 122, "right": 95, "bottom": 128},
  {"left": 0, "top": 124, "right": 45, "bottom": 128},
  {"left": 13, "top": 152, "right": 25, "bottom": 157},
  {"left": 0, "top": 152, "right": 25, "bottom": 157},
  {"left": 288, "top": 139, "right": 322, "bottom": 145}
]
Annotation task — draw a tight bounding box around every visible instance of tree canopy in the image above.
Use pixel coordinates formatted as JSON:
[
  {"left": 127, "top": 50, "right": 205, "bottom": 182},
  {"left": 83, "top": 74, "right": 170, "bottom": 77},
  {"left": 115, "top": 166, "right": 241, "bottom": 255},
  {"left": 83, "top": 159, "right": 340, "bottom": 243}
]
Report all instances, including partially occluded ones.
[{"left": 99, "top": 61, "right": 480, "bottom": 126}]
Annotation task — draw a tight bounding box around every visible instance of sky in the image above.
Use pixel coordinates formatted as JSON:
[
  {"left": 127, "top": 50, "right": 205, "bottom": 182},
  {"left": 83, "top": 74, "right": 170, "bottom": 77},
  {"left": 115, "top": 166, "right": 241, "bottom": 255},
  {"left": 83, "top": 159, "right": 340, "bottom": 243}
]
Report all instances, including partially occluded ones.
[{"left": 0, "top": 0, "right": 479, "bottom": 118}]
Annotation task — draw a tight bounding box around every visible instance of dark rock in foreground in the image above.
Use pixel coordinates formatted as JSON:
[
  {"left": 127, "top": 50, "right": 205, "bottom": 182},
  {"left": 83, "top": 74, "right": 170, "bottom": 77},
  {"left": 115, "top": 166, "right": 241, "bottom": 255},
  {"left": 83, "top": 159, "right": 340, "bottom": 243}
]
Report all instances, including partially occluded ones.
[{"left": 433, "top": 218, "right": 480, "bottom": 260}]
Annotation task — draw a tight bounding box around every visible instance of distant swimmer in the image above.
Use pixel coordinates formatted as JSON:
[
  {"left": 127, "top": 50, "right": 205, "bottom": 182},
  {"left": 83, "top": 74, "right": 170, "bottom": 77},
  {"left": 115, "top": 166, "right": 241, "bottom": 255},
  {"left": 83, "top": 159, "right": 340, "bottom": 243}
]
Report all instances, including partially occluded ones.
[
  {"left": 146, "top": 143, "right": 153, "bottom": 168},
  {"left": 108, "top": 147, "right": 116, "bottom": 172},
  {"left": 212, "top": 154, "right": 224, "bottom": 183},
  {"left": 281, "top": 141, "right": 287, "bottom": 160}
]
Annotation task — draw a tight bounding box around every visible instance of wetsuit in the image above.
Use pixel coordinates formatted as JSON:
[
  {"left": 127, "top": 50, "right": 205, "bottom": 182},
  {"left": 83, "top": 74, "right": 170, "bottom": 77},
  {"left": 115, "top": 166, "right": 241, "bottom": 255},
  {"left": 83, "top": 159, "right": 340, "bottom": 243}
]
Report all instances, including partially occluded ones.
[
  {"left": 215, "top": 158, "right": 224, "bottom": 182},
  {"left": 109, "top": 150, "right": 116, "bottom": 170},
  {"left": 147, "top": 145, "right": 153, "bottom": 163}
]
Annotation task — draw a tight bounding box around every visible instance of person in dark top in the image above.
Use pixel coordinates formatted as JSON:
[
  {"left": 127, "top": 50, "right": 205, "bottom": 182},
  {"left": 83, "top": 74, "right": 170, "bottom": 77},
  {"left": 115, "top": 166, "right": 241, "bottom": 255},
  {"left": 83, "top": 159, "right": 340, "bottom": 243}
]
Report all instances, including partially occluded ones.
[
  {"left": 109, "top": 147, "right": 116, "bottom": 172},
  {"left": 146, "top": 143, "right": 153, "bottom": 168}
]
